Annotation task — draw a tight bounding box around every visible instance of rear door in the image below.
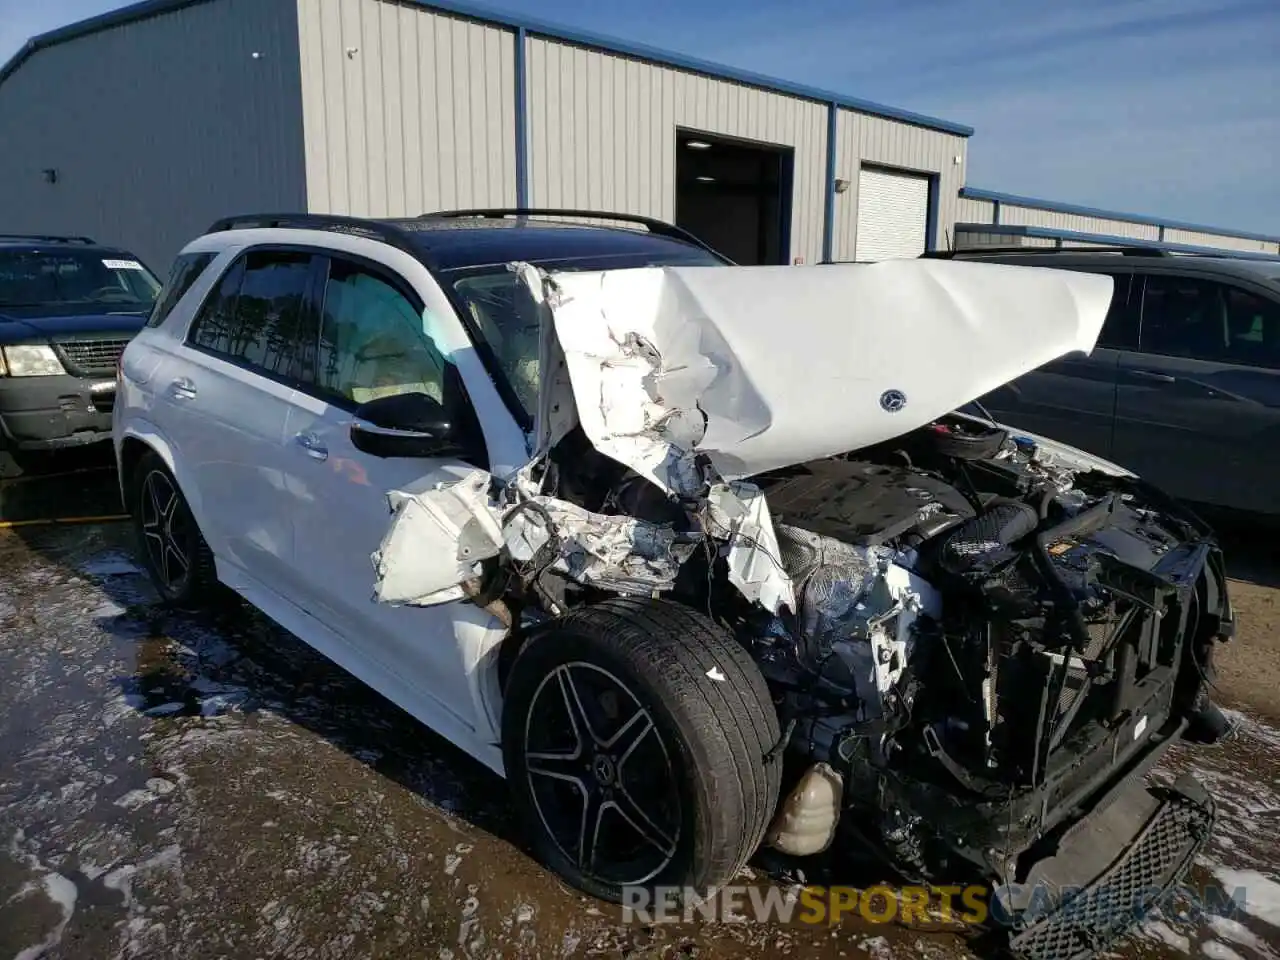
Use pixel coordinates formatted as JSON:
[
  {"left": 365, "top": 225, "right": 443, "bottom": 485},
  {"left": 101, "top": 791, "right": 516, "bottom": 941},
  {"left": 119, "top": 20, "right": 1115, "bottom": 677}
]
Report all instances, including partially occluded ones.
[
  {"left": 978, "top": 267, "right": 1136, "bottom": 459},
  {"left": 1111, "top": 272, "right": 1280, "bottom": 513},
  {"left": 278, "top": 252, "right": 497, "bottom": 737},
  {"left": 165, "top": 247, "right": 320, "bottom": 582}
]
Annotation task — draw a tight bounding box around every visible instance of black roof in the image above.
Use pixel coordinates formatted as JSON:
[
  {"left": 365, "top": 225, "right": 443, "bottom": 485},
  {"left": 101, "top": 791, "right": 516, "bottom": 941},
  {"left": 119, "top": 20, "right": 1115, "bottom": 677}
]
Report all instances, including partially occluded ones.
[
  {"left": 0, "top": 233, "right": 98, "bottom": 247},
  {"left": 389, "top": 217, "right": 721, "bottom": 270},
  {"left": 932, "top": 247, "right": 1280, "bottom": 286},
  {"left": 206, "top": 210, "right": 730, "bottom": 272}
]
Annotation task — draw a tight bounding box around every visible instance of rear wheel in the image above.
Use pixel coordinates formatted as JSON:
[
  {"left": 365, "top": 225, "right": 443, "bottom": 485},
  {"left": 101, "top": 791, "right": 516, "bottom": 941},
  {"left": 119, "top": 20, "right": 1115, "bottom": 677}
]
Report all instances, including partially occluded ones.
[
  {"left": 501, "top": 598, "right": 782, "bottom": 903},
  {"left": 130, "top": 451, "right": 215, "bottom": 605}
]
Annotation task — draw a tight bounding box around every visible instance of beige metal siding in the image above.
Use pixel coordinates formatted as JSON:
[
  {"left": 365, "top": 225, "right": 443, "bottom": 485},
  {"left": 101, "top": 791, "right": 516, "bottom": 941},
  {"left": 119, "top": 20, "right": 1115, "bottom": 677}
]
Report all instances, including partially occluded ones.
[
  {"left": 296, "top": 0, "right": 517, "bottom": 216},
  {"left": 0, "top": 0, "right": 306, "bottom": 271},
  {"left": 956, "top": 230, "right": 1056, "bottom": 249},
  {"left": 1162, "top": 229, "right": 1276, "bottom": 254},
  {"left": 832, "top": 110, "right": 967, "bottom": 260},
  {"left": 956, "top": 196, "right": 995, "bottom": 225},
  {"left": 525, "top": 38, "right": 828, "bottom": 264},
  {"left": 1000, "top": 205, "right": 1159, "bottom": 242}
]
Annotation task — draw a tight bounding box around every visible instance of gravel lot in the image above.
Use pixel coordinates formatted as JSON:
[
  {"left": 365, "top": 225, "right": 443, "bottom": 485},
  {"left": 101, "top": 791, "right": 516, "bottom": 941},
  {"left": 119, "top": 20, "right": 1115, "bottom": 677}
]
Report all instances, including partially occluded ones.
[{"left": 1, "top": 457, "right": 1278, "bottom": 960}]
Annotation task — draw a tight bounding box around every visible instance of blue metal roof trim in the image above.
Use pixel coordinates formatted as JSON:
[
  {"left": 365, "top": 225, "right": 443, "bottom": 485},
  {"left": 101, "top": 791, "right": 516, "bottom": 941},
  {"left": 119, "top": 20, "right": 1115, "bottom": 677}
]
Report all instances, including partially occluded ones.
[
  {"left": 954, "top": 222, "right": 1280, "bottom": 262},
  {"left": 960, "top": 187, "right": 1280, "bottom": 246},
  {"left": 0, "top": 0, "right": 975, "bottom": 138}
]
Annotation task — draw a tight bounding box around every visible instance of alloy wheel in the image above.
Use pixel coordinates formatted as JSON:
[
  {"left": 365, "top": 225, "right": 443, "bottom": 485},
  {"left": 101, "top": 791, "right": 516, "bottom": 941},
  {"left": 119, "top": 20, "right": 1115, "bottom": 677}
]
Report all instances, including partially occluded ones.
[
  {"left": 524, "top": 662, "right": 681, "bottom": 886},
  {"left": 140, "top": 469, "right": 191, "bottom": 593}
]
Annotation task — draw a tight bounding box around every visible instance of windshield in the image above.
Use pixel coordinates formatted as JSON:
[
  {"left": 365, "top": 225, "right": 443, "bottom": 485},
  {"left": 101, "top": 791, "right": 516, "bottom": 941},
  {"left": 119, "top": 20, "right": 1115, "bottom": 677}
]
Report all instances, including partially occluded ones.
[
  {"left": 0, "top": 249, "right": 161, "bottom": 310},
  {"left": 448, "top": 249, "right": 723, "bottom": 422}
]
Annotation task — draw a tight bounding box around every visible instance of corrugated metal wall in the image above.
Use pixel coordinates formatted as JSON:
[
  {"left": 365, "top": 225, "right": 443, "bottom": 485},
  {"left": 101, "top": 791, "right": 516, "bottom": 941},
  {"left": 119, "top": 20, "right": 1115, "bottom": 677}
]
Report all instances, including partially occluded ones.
[
  {"left": 296, "top": 0, "right": 517, "bottom": 216},
  {"left": 831, "top": 111, "right": 967, "bottom": 260},
  {"left": 1162, "top": 228, "right": 1277, "bottom": 254},
  {"left": 1000, "top": 205, "right": 1159, "bottom": 242},
  {"left": 955, "top": 195, "right": 995, "bottom": 226},
  {"left": 0, "top": 0, "right": 306, "bottom": 272},
  {"left": 524, "top": 38, "right": 829, "bottom": 264}
]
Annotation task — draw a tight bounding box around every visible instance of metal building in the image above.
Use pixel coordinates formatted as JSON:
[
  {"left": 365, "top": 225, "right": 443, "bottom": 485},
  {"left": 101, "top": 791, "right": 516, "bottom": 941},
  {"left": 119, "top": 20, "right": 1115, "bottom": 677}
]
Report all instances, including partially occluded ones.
[
  {"left": 0, "top": 0, "right": 971, "bottom": 270},
  {"left": 1, "top": 0, "right": 1275, "bottom": 271}
]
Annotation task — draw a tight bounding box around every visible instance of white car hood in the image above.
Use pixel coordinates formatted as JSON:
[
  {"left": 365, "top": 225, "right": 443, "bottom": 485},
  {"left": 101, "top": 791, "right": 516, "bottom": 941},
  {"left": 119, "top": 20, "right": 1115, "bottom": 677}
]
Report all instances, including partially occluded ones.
[{"left": 538, "top": 260, "right": 1113, "bottom": 494}]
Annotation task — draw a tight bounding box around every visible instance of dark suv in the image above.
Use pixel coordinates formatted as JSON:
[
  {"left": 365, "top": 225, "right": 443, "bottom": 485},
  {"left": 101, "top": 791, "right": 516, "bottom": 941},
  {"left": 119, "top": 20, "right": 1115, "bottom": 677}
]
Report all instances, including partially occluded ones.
[
  {"left": 0, "top": 235, "right": 161, "bottom": 474},
  {"left": 933, "top": 246, "right": 1280, "bottom": 515}
]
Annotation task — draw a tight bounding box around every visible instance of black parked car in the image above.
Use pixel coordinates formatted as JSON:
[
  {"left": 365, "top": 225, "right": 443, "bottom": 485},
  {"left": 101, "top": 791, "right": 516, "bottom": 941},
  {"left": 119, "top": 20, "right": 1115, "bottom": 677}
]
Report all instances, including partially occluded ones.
[
  {"left": 0, "top": 234, "right": 162, "bottom": 476},
  {"left": 928, "top": 245, "right": 1280, "bottom": 517}
]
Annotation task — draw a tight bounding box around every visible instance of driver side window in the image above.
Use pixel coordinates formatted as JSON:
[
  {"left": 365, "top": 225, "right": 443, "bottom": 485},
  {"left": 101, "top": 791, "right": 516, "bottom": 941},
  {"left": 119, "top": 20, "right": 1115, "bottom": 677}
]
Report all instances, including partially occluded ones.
[{"left": 315, "top": 258, "right": 448, "bottom": 407}]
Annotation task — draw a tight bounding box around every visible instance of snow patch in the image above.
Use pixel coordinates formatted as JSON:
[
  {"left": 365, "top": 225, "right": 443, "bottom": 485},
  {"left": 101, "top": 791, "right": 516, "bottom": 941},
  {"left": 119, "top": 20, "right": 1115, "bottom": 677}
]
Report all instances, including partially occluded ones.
[
  {"left": 78, "top": 552, "right": 143, "bottom": 577},
  {"left": 1210, "top": 867, "right": 1280, "bottom": 929},
  {"left": 12, "top": 872, "right": 78, "bottom": 960}
]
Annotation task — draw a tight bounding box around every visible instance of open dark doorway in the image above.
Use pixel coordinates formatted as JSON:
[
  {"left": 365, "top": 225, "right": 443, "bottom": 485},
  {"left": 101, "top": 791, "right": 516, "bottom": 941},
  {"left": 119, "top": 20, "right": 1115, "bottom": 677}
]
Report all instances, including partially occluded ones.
[{"left": 674, "top": 130, "right": 793, "bottom": 265}]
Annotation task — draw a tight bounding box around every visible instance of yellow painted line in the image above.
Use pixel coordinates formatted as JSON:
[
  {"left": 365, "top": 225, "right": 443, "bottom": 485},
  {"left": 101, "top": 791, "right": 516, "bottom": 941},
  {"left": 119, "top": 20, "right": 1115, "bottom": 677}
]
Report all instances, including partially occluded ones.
[{"left": 0, "top": 513, "right": 129, "bottom": 529}]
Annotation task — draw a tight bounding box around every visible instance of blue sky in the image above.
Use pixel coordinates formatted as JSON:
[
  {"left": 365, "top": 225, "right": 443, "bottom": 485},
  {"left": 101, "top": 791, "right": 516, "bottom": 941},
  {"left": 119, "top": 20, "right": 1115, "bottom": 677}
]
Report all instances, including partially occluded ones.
[{"left": 2, "top": 0, "right": 1277, "bottom": 235}]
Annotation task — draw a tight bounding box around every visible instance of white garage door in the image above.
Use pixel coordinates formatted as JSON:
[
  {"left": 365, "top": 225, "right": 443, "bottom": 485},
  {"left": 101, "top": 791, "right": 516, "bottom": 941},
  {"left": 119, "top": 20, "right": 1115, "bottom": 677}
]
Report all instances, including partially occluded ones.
[{"left": 854, "top": 167, "right": 930, "bottom": 261}]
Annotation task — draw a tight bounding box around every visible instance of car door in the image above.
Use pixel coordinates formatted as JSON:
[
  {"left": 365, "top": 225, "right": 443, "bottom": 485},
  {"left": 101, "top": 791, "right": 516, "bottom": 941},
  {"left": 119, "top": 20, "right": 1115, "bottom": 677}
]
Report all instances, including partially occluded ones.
[
  {"left": 977, "top": 268, "right": 1135, "bottom": 459},
  {"left": 1111, "top": 272, "right": 1280, "bottom": 513},
  {"left": 277, "top": 252, "right": 499, "bottom": 739},
  {"left": 162, "top": 247, "right": 320, "bottom": 583}
]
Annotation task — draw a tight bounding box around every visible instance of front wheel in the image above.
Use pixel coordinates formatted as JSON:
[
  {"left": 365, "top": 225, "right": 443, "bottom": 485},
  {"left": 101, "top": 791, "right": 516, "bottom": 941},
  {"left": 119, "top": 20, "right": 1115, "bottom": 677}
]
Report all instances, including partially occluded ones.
[{"left": 501, "top": 598, "right": 782, "bottom": 903}]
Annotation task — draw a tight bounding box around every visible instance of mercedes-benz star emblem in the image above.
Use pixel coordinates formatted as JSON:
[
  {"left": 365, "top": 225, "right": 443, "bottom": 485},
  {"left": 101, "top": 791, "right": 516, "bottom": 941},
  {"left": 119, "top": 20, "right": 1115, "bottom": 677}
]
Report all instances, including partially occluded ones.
[{"left": 880, "top": 389, "right": 907, "bottom": 413}]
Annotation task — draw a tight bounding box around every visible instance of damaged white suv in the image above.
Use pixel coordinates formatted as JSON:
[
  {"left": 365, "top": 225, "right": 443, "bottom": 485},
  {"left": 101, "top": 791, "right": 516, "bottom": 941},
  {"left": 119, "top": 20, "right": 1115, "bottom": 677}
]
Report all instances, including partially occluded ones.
[{"left": 115, "top": 211, "right": 1234, "bottom": 959}]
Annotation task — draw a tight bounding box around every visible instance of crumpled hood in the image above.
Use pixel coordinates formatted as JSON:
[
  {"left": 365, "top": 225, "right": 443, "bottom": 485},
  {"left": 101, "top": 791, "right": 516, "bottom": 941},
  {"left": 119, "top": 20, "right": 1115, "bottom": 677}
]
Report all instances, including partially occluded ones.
[{"left": 538, "top": 260, "right": 1113, "bottom": 492}]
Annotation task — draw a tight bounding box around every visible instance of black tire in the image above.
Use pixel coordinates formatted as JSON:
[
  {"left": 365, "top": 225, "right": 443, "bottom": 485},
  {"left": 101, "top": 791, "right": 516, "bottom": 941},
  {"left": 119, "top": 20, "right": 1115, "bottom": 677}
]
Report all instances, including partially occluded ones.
[
  {"left": 129, "top": 450, "right": 216, "bottom": 606},
  {"left": 501, "top": 597, "right": 782, "bottom": 903}
]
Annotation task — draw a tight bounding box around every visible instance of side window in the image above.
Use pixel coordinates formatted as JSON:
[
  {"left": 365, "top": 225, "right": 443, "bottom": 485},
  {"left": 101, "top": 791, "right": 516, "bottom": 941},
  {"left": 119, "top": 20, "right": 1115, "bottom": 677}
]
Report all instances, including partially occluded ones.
[
  {"left": 1137, "top": 275, "right": 1270, "bottom": 364},
  {"left": 147, "top": 252, "right": 216, "bottom": 328},
  {"left": 1096, "top": 272, "right": 1138, "bottom": 349},
  {"left": 232, "top": 252, "right": 313, "bottom": 376},
  {"left": 1223, "top": 287, "right": 1280, "bottom": 369},
  {"left": 188, "top": 250, "right": 313, "bottom": 378},
  {"left": 315, "top": 258, "right": 449, "bottom": 408},
  {"left": 188, "top": 258, "right": 246, "bottom": 355}
]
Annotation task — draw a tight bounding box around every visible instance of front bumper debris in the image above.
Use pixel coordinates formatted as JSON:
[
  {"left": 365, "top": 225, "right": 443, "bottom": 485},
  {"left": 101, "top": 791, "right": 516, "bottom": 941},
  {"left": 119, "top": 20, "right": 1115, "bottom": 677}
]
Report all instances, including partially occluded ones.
[{"left": 1005, "top": 773, "right": 1214, "bottom": 960}]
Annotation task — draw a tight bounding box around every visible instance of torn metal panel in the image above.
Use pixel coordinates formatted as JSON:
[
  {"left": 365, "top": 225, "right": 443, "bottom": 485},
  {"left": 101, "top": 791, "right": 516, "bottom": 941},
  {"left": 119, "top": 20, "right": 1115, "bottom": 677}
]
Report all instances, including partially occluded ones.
[
  {"left": 543, "top": 261, "right": 1113, "bottom": 487},
  {"left": 504, "top": 496, "right": 696, "bottom": 594},
  {"left": 372, "top": 469, "right": 505, "bottom": 606},
  {"left": 705, "top": 482, "right": 794, "bottom": 614}
]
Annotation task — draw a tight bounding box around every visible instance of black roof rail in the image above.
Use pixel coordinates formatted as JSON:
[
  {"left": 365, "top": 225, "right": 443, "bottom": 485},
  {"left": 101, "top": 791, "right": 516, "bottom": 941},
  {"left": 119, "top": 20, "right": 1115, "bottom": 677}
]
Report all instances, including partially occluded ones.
[
  {"left": 421, "top": 208, "right": 724, "bottom": 257},
  {"left": 923, "top": 244, "right": 1171, "bottom": 259},
  {"left": 0, "top": 233, "right": 97, "bottom": 245},
  {"left": 205, "top": 213, "right": 420, "bottom": 256}
]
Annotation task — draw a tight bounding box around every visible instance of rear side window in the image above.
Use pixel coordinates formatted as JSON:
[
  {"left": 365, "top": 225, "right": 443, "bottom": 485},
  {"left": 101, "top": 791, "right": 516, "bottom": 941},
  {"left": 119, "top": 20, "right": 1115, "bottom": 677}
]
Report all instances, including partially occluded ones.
[
  {"left": 188, "top": 250, "right": 314, "bottom": 378},
  {"left": 1096, "top": 272, "right": 1138, "bottom": 349},
  {"left": 146, "top": 252, "right": 216, "bottom": 328},
  {"left": 1137, "top": 275, "right": 1280, "bottom": 367}
]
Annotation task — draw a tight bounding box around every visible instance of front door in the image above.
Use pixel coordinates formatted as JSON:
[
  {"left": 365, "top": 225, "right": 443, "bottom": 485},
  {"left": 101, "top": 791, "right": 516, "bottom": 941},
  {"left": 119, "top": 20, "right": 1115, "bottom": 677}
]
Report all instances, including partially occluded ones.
[
  {"left": 979, "top": 270, "right": 1136, "bottom": 459},
  {"left": 278, "top": 253, "right": 498, "bottom": 740},
  {"left": 1111, "top": 273, "right": 1280, "bottom": 513}
]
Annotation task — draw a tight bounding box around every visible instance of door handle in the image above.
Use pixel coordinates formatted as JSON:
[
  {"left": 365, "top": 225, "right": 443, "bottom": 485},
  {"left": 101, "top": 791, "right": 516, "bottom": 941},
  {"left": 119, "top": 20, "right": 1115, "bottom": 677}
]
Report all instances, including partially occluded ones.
[
  {"left": 1130, "top": 369, "right": 1177, "bottom": 384},
  {"left": 294, "top": 431, "right": 328, "bottom": 461},
  {"left": 168, "top": 377, "right": 197, "bottom": 400}
]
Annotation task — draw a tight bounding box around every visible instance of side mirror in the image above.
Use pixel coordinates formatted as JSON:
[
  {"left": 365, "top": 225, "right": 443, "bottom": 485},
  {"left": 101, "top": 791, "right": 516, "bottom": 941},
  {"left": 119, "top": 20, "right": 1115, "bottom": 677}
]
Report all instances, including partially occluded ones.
[{"left": 350, "top": 391, "right": 465, "bottom": 459}]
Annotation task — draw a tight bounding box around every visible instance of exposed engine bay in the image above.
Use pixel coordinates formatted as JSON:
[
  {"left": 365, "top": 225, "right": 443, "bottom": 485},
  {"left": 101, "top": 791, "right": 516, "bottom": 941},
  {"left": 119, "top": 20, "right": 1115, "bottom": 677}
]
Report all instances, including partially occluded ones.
[{"left": 368, "top": 261, "right": 1229, "bottom": 952}]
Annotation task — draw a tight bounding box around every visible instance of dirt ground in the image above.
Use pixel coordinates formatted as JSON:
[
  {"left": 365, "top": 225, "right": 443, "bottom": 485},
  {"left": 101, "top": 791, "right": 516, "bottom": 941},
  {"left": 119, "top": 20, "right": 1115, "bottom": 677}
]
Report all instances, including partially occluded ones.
[{"left": 1, "top": 454, "right": 1278, "bottom": 960}]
